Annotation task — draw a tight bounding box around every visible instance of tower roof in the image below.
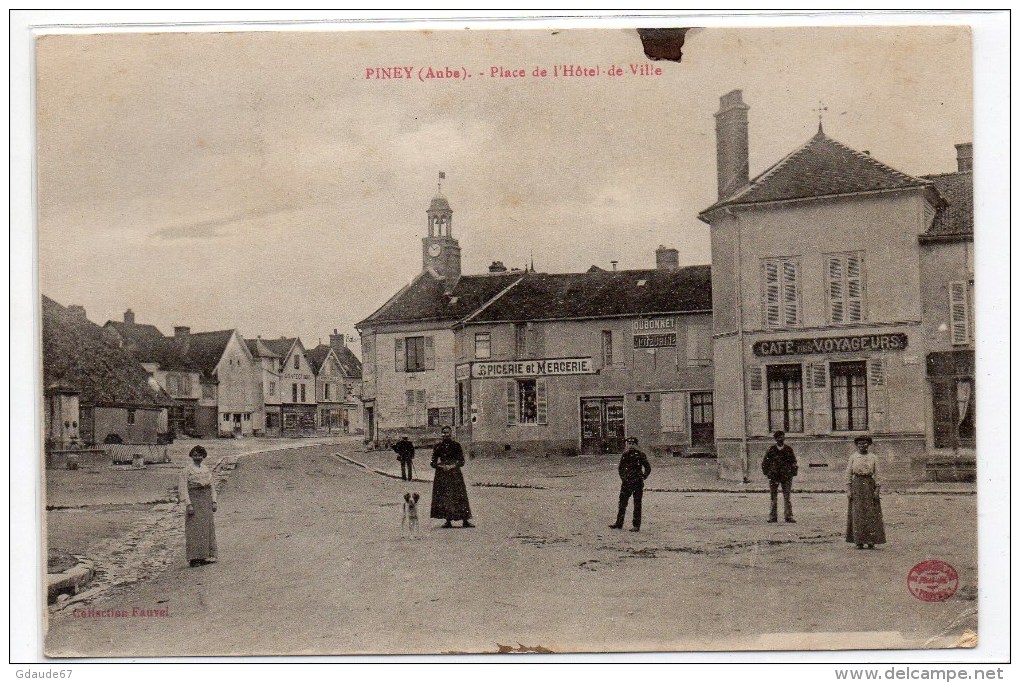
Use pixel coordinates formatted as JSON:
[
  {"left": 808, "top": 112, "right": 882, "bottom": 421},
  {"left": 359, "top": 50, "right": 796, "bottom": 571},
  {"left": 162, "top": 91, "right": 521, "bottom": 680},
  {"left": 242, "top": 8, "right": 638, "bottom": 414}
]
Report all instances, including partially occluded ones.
[{"left": 428, "top": 195, "right": 451, "bottom": 213}]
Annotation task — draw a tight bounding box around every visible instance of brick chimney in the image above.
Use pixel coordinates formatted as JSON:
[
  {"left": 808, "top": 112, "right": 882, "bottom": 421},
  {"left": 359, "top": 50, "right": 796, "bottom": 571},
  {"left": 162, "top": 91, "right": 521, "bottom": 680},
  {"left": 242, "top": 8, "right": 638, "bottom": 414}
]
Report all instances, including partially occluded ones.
[
  {"left": 488, "top": 261, "right": 508, "bottom": 273},
  {"left": 655, "top": 245, "right": 679, "bottom": 271},
  {"left": 174, "top": 326, "right": 190, "bottom": 339},
  {"left": 955, "top": 143, "right": 973, "bottom": 172},
  {"left": 715, "top": 90, "right": 750, "bottom": 200},
  {"left": 329, "top": 328, "right": 347, "bottom": 352},
  {"left": 124, "top": 308, "right": 135, "bottom": 324}
]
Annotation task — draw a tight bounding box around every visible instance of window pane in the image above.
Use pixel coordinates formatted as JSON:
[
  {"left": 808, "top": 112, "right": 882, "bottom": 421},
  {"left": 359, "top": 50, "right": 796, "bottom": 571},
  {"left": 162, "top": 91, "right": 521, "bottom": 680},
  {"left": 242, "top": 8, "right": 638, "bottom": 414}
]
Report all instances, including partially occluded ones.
[{"left": 518, "top": 380, "right": 537, "bottom": 424}]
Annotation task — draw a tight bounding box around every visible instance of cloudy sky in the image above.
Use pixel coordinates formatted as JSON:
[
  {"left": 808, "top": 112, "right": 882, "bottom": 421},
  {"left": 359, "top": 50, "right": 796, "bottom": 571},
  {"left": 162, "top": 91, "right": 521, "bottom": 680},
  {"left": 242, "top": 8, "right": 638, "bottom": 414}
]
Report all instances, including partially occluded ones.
[{"left": 36, "top": 25, "right": 972, "bottom": 349}]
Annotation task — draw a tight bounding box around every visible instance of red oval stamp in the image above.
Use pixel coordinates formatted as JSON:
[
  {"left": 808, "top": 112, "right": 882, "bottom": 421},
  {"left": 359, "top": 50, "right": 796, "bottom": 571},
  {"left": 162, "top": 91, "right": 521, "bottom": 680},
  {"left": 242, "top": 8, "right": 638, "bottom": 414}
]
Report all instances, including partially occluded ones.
[{"left": 907, "top": 560, "right": 959, "bottom": 602}]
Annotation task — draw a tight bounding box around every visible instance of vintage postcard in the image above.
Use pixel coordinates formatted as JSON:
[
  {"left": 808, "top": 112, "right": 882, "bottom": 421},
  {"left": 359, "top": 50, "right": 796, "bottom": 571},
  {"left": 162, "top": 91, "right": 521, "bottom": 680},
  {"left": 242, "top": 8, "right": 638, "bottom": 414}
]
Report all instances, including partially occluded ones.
[{"left": 29, "top": 19, "right": 992, "bottom": 658}]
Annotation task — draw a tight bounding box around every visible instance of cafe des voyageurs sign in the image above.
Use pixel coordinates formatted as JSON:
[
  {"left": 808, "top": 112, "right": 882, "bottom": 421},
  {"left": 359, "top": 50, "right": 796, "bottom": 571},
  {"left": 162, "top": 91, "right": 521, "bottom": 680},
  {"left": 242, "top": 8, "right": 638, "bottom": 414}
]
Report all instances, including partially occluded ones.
[{"left": 752, "top": 333, "right": 908, "bottom": 357}]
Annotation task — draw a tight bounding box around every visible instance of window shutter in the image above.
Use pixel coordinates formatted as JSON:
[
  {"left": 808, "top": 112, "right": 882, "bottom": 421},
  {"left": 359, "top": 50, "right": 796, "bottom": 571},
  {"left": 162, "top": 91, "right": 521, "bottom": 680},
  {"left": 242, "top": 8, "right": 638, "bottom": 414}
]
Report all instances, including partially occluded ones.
[
  {"left": 807, "top": 362, "right": 829, "bottom": 434},
  {"left": 782, "top": 260, "right": 800, "bottom": 326},
  {"left": 416, "top": 389, "right": 427, "bottom": 426},
  {"left": 869, "top": 358, "right": 887, "bottom": 431},
  {"left": 536, "top": 379, "right": 548, "bottom": 425},
  {"left": 405, "top": 389, "right": 415, "bottom": 427},
  {"left": 763, "top": 261, "right": 781, "bottom": 327},
  {"left": 394, "top": 338, "right": 405, "bottom": 372},
  {"left": 506, "top": 381, "right": 518, "bottom": 426},
  {"left": 949, "top": 281, "right": 969, "bottom": 345},
  {"left": 846, "top": 255, "right": 864, "bottom": 322},
  {"left": 828, "top": 257, "right": 845, "bottom": 323},
  {"left": 747, "top": 366, "right": 766, "bottom": 435},
  {"left": 424, "top": 336, "right": 436, "bottom": 370}
]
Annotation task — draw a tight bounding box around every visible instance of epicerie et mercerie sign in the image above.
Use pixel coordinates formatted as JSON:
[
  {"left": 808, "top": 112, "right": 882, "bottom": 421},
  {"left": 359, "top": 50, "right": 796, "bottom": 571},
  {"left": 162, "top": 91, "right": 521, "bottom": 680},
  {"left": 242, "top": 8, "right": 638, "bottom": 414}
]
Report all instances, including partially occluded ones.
[
  {"left": 753, "top": 333, "right": 909, "bottom": 357},
  {"left": 470, "top": 358, "right": 595, "bottom": 379},
  {"left": 633, "top": 318, "right": 677, "bottom": 349}
]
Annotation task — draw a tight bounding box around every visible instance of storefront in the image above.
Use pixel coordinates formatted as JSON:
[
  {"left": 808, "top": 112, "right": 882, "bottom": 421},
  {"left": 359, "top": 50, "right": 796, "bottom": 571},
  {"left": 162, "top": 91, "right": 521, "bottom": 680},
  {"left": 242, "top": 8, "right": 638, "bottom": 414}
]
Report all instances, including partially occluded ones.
[{"left": 282, "top": 404, "right": 317, "bottom": 436}]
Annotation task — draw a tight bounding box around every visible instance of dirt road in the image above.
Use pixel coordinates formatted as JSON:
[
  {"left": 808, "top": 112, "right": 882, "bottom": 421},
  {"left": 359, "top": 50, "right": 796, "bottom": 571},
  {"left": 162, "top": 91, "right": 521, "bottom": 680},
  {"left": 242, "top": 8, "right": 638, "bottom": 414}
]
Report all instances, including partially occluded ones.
[{"left": 45, "top": 444, "right": 977, "bottom": 656}]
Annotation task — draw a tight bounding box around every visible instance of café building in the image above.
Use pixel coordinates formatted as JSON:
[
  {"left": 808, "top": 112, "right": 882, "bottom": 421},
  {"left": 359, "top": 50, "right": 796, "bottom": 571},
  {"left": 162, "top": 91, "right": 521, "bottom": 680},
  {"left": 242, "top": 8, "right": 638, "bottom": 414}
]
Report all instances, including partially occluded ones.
[{"left": 700, "top": 90, "right": 962, "bottom": 482}]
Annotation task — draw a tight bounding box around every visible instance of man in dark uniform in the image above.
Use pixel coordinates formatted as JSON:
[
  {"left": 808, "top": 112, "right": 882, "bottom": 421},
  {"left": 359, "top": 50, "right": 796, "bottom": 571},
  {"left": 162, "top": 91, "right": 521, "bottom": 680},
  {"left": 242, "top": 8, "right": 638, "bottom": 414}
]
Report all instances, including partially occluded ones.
[
  {"left": 762, "top": 430, "right": 798, "bottom": 523},
  {"left": 609, "top": 436, "right": 652, "bottom": 532},
  {"left": 430, "top": 426, "right": 473, "bottom": 528},
  {"left": 393, "top": 434, "right": 415, "bottom": 481}
]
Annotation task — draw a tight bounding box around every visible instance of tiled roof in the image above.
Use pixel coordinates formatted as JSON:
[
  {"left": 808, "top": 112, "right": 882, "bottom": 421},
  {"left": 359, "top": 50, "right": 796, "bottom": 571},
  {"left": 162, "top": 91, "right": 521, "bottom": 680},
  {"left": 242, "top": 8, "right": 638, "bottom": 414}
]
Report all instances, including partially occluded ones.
[
  {"left": 922, "top": 170, "right": 973, "bottom": 237},
  {"left": 181, "top": 330, "right": 236, "bottom": 375},
  {"left": 305, "top": 345, "right": 332, "bottom": 375},
  {"left": 358, "top": 271, "right": 525, "bottom": 326},
  {"left": 334, "top": 345, "right": 363, "bottom": 379},
  {"left": 702, "top": 130, "right": 930, "bottom": 214},
  {"left": 261, "top": 337, "right": 297, "bottom": 359},
  {"left": 245, "top": 337, "right": 282, "bottom": 358},
  {"left": 43, "top": 296, "right": 171, "bottom": 407},
  {"left": 466, "top": 265, "right": 712, "bottom": 323},
  {"left": 104, "top": 320, "right": 198, "bottom": 372}
]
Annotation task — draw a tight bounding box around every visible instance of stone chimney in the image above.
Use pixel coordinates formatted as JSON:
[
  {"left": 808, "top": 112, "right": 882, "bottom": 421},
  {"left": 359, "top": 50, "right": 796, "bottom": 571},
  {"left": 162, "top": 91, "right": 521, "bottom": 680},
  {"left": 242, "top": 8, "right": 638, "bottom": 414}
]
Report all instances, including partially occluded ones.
[
  {"left": 955, "top": 143, "right": 973, "bottom": 172},
  {"left": 488, "top": 261, "right": 508, "bottom": 273},
  {"left": 124, "top": 308, "right": 135, "bottom": 324},
  {"left": 655, "top": 245, "right": 680, "bottom": 271},
  {"left": 66, "top": 305, "right": 87, "bottom": 320},
  {"left": 715, "top": 89, "right": 750, "bottom": 200},
  {"left": 329, "top": 328, "right": 347, "bottom": 352},
  {"left": 174, "top": 326, "right": 190, "bottom": 339}
]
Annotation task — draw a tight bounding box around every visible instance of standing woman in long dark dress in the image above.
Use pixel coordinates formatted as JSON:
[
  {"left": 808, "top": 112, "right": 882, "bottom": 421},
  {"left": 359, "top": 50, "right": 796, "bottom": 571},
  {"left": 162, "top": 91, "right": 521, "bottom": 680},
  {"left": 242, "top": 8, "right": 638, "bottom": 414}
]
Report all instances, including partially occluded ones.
[
  {"left": 430, "top": 426, "right": 473, "bottom": 528},
  {"left": 845, "top": 435, "right": 886, "bottom": 550},
  {"left": 179, "top": 445, "right": 218, "bottom": 566}
]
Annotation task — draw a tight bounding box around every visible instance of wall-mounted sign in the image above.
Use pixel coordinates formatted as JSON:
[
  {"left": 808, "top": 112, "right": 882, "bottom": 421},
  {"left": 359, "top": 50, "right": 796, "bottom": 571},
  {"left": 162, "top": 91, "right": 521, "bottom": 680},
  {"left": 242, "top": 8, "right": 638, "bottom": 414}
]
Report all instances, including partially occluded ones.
[
  {"left": 752, "top": 333, "right": 908, "bottom": 357},
  {"left": 634, "top": 333, "right": 677, "bottom": 349},
  {"left": 455, "top": 363, "right": 472, "bottom": 381},
  {"left": 633, "top": 318, "right": 676, "bottom": 332},
  {"left": 470, "top": 357, "right": 595, "bottom": 379}
]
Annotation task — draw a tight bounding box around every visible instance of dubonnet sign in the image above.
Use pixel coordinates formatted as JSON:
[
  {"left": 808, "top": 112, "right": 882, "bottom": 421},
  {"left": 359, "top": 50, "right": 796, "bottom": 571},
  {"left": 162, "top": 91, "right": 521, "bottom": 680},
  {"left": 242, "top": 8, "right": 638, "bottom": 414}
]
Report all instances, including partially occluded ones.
[
  {"left": 470, "top": 357, "right": 595, "bottom": 379},
  {"left": 752, "top": 333, "right": 908, "bottom": 357}
]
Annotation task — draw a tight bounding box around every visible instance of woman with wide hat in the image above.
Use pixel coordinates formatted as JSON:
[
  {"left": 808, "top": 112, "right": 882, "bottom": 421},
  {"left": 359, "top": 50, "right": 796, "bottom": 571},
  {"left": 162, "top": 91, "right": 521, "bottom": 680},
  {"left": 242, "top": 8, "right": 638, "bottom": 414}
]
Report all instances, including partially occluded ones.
[
  {"left": 179, "top": 445, "right": 218, "bottom": 566},
  {"left": 845, "top": 435, "right": 886, "bottom": 549}
]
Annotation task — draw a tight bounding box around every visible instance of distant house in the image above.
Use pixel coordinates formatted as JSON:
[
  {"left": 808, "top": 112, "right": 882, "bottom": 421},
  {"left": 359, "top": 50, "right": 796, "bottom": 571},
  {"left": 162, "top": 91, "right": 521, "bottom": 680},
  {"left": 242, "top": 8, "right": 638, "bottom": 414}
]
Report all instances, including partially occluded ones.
[
  {"left": 177, "top": 328, "right": 262, "bottom": 437},
  {"left": 306, "top": 344, "right": 346, "bottom": 432},
  {"left": 328, "top": 330, "right": 364, "bottom": 434},
  {"left": 246, "top": 337, "right": 283, "bottom": 436},
  {"left": 260, "top": 338, "right": 316, "bottom": 435},
  {"left": 104, "top": 309, "right": 205, "bottom": 437},
  {"left": 42, "top": 296, "right": 171, "bottom": 448}
]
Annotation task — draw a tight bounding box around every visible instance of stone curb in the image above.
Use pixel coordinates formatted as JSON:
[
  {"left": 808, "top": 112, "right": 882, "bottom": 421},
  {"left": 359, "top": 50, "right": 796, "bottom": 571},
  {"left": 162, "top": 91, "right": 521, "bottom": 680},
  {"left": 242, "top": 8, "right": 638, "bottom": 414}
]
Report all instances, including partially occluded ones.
[
  {"left": 334, "top": 453, "right": 433, "bottom": 483},
  {"left": 47, "top": 559, "right": 96, "bottom": 606}
]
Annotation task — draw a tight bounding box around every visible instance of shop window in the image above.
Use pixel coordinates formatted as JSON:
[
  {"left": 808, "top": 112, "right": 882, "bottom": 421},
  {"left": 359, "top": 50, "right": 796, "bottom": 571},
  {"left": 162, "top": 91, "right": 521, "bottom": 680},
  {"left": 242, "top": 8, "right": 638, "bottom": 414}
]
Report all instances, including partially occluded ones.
[
  {"left": 932, "top": 376, "right": 976, "bottom": 447},
  {"left": 767, "top": 364, "right": 804, "bottom": 432},
  {"left": 830, "top": 361, "right": 868, "bottom": 431},
  {"left": 601, "top": 330, "right": 614, "bottom": 366},
  {"left": 506, "top": 378, "right": 547, "bottom": 426},
  {"left": 457, "top": 381, "right": 468, "bottom": 426},
  {"left": 514, "top": 324, "right": 528, "bottom": 359},
  {"left": 127, "top": 409, "right": 136, "bottom": 426},
  {"left": 827, "top": 253, "right": 866, "bottom": 324},
  {"left": 428, "top": 407, "right": 455, "bottom": 427},
  {"left": 762, "top": 257, "right": 801, "bottom": 328},
  {"left": 474, "top": 333, "right": 491, "bottom": 360}
]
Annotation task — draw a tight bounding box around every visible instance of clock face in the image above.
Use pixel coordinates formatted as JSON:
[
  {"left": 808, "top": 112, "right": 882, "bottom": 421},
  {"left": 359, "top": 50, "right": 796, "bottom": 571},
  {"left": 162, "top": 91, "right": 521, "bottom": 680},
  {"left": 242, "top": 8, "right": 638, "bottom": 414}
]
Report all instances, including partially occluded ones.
[{"left": 428, "top": 244, "right": 442, "bottom": 257}]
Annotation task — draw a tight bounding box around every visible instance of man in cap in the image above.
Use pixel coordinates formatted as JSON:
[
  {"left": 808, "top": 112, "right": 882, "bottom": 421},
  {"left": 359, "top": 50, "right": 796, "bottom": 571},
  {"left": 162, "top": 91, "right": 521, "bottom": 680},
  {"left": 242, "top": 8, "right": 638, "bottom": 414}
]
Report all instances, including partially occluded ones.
[
  {"left": 609, "top": 436, "right": 652, "bottom": 532},
  {"left": 392, "top": 434, "right": 415, "bottom": 481},
  {"left": 761, "top": 430, "right": 799, "bottom": 523}
]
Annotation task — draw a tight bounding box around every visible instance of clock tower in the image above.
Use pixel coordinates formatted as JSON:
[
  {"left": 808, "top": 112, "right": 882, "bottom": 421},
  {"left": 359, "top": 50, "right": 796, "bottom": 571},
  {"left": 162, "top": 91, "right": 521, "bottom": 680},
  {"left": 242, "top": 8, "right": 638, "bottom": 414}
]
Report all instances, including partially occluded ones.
[{"left": 422, "top": 173, "right": 461, "bottom": 283}]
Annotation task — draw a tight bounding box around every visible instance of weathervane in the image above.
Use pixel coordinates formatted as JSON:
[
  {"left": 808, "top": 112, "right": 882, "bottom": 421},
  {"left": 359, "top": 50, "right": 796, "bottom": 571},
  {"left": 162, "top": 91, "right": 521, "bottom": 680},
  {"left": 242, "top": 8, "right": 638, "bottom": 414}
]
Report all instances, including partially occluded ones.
[
  {"left": 437, "top": 171, "right": 445, "bottom": 194},
  {"left": 813, "top": 100, "right": 829, "bottom": 133}
]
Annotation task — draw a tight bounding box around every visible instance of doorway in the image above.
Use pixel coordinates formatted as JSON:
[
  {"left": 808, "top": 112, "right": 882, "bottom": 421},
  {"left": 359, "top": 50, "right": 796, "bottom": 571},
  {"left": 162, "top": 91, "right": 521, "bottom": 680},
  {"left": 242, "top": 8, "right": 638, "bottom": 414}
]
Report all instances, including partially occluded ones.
[
  {"left": 232, "top": 413, "right": 242, "bottom": 435},
  {"left": 690, "top": 392, "right": 714, "bottom": 448},
  {"left": 580, "top": 397, "right": 625, "bottom": 454}
]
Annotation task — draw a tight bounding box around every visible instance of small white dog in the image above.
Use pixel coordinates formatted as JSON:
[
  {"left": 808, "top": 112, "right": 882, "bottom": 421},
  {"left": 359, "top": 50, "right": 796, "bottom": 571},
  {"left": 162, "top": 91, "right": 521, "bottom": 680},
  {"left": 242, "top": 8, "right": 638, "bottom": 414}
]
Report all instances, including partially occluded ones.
[{"left": 402, "top": 492, "right": 421, "bottom": 539}]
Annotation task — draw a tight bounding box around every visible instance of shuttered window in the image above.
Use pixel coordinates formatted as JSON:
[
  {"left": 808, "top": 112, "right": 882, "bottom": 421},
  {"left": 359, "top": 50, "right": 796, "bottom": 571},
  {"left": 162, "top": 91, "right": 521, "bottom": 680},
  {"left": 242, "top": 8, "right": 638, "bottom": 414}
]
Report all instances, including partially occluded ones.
[
  {"left": 507, "top": 379, "right": 546, "bottom": 425},
  {"left": 660, "top": 392, "right": 686, "bottom": 432},
  {"left": 767, "top": 364, "right": 804, "bottom": 433},
  {"left": 763, "top": 258, "right": 800, "bottom": 328},
  {"left": 830, "top": 361, "right": 868, "bottom": 431},
  {"left": 405, "top": 389, "right": 427, "bottom": 427},
  {"left": 950, "top": 281, "right": 972, "bottom": 345},
  {"left": 423, "top": 336, "right": 436, "bottom": 370},
  {"left": 827, "top": 253, "right": 865, "bottom": 324},
  {"left": 394, "top": 338, "right": 405, "bottom": 372}
]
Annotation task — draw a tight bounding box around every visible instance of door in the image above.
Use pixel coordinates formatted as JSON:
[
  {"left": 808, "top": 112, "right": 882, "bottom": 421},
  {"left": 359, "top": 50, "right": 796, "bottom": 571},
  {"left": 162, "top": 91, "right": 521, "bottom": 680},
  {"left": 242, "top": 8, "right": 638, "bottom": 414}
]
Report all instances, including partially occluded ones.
[
  {"left": 366, "top": 407, "right": 375, "bottom": 441},
  {"left": 232, "top": 413, "right": 242, "bottom": 435},
  {"left": 580, "top": 397, "right": 626, "bottom": 454},
  {"left": 690, "top": 392, "right": 715, "bottom": 448}
]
